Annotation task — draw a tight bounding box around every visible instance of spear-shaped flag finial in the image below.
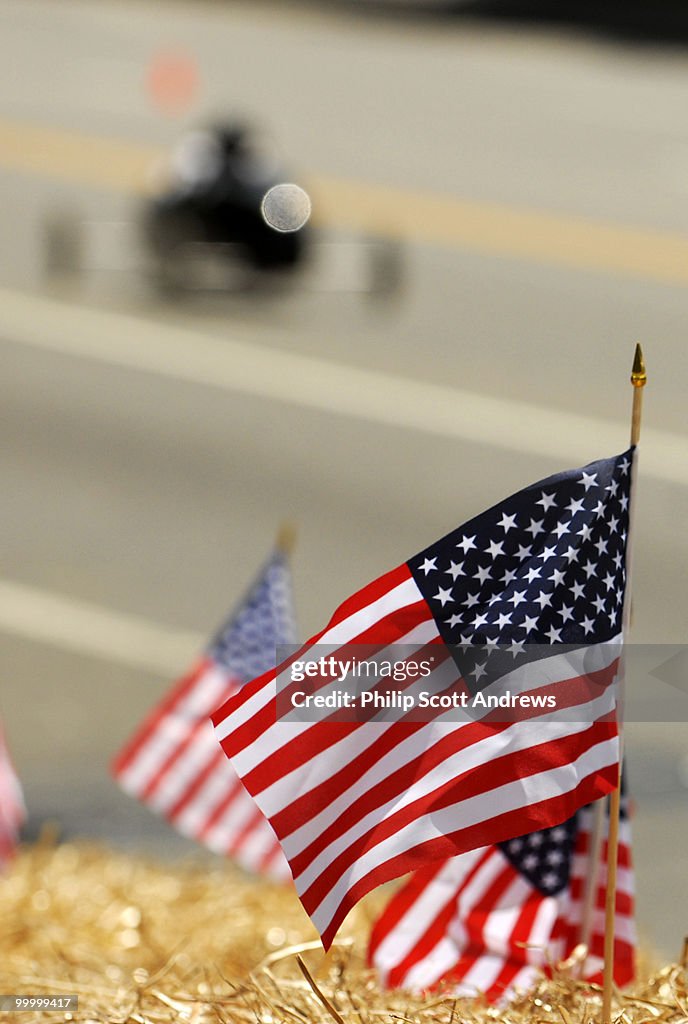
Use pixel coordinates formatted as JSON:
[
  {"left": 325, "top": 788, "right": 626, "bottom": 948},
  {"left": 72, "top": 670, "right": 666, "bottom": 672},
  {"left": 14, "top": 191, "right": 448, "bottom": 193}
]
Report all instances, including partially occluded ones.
[{"left": 631, "top": 343, "right": 647, "bottom": 388}]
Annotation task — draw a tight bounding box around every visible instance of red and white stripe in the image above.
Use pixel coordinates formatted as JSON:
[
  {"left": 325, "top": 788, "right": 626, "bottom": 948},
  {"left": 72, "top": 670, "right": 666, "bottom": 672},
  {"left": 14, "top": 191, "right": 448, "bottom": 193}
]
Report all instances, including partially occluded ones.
[
  {"left": 112, "top": 660, "right": 290, "bottom": 880},
  {"left": 368, "top": 800, "right": 635, "bottom": 1001},
  {"left": 212, "top": 563, "right": 621, "bottom": 948},
  {"left": 554, "top": 802, "right": 635, "bottom": 986},
  {"left": 0, "top": 724, "right": 25, "bottom": 869}
]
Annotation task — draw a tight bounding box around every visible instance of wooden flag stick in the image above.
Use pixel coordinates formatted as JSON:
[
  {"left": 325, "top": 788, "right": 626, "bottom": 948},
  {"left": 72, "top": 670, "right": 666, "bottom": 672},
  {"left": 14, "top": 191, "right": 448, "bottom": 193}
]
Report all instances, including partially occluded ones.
[
  {"left": 601, "top": 344, "right": 646, "bottom": 1024},
  {"left": 276, "top": 520, "right": 298, "bottom": 558}
]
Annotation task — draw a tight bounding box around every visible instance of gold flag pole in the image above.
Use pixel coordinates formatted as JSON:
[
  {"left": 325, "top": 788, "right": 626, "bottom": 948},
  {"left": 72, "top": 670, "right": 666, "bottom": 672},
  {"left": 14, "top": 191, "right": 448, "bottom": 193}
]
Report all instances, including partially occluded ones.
[
  {"left": 276, "top": 520, "right": 298, "bottom": 558},
  {"left": 601, "top": 344, "right": 646, "bottom": 1024}
]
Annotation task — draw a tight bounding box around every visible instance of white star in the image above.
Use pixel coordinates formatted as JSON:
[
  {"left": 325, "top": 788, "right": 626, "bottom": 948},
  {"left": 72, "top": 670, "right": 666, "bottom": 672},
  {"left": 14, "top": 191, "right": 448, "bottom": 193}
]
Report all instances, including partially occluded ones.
[
  {"left": 522, "top": 853, "right": 539, "bottom": 870},
  {"left": 563, "top": 545, "right": 579, "bottom": 563},
  {"left": 541, "top": 872, "right": 561, "bottom": 892},
  {"left": 613, "top": 552, "right": 623, "bottom": 570},
  {"left": 509, "top": 640, "right": 526, "bottom": 658},
  {"left": 457, "top": 535, "right": 477, "bottom": 554},
  {"left": 458, "top": 633, "right": 474, "bottom": 651},
  {"left": 465, "top": 592, "right": 480, "bottom": 608},
  {"left": 488, "top": 593, "right": 501, "bottom": 606},
  {"left": 619, "top": 457, "right": 630, "bottom": 475},
  {"left": 508, "top": 838, "right": 524, "bottom": 853},
  {"left": 566, "top": 497, "right": 585, "bottom": 516},
  {"left": 501, "top": 568, "right": 517, "bottom": 586},
  {"left": 551, "top": 827, "right": 568, "bottom": 842},
  {"left": 535, "top": 591, "right": 552, "bottom": 609},
  {"left": 420, "top": 557, "right": 437, "bottom": 575},
  {"left": 603, "top": 572, "right": 616, "bottom": 592},
  {"left": 521, "top": 615, "right": 539, "bottom": 633},
  {"left": 537, "top": 492, "right": 557, "bottom": 511},
  {"left": 497, "top": 513, "right": 518, "bottom": 533},
  {"left": 433, "top": 586, "right": 454, "bottom": 607},
  {"left": 509, "top": 590, "right": 527, "bottom": 607},
  {"left": 445, "top": 560, "right": 465, "bottom": 580},
  {"left": 495, "top": 612, "right": 512, "bottom": 629},
  {"left": 471, "top": 612, "right": 489, "bottom": 629},
  {"left": 608, "top": 515, "right": 619, "bottom": 534},
  {"left": 486, "top": 539, "right": 505, "bottom": 558},
  {"left": 525, "top": 566, "right": 542, "bottom": 583},
  {"left": 471, "top": 662, "right": 488, "bottom": 682},
  {"left": 538, "top": 545, "right": 558, "bottom": 562},
  {"left": 594, "top": 537, "right": 608, "bottom": 555},
  {"left": 571, "top": 581, "right": 586, "bottom": 600},
  {"left": 620, "top": 494, "right": 629, "bottom": 511},
  {"left": 582, "top": 560, "right": 598, "bottom": 579},
  {"left": 446, "top": 612, "right": 463, "bottom": 629},
  {"left": 593, "top": 594, "right": 606, "bottom": 614},
  {"left": 580, "top": 471, "right": 598, "bottom": 491},
  {"left": 607, "top": 479, "right": 619, "bottom": 497},
  {"left": 558, "top": 603, "right": 574, "bottom": 623},
  {"left": 549, "top": 568, "right": 566, "bottom": 587},
  {"left": 554, "top": 520, "right": 571, "bottom": 539},
  {"left": 593, "top": 500, "right": 606, "bottom": 517},
  {"left": 582, "top": 616, "right": 595, "bottom": 635},
  {"left": 577, "top": 523, "right": 593, "bottom": 542},
  {"left": 526, "top": 518, "right": 545, "bottom": 537},
  {"left": 517, "top": 544, "right": 532, "bottom": 561},
  {"left": 546, "top": 625, "right": 562, "bottom": 643},
  {"left": 528, "top": 833, "right": 544, "bottom": 847},
  {"left": 473, "top": 565, "right": 492, "bottom": 585},
  {"left": 547, "top": 849, "right": 565, "bottom": 865}
]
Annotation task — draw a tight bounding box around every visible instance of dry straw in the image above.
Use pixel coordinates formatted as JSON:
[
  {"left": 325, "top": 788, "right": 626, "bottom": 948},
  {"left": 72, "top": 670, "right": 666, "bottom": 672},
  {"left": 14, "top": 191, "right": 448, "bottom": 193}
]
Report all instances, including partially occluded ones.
[{"left": 0, "top": 841, "right": 685, "bottom": 1024}]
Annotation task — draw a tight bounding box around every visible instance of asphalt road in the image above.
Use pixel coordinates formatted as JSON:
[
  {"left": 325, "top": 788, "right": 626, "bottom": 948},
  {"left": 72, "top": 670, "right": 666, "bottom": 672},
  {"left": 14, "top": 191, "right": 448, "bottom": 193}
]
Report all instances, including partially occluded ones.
[{"left": 0, "top": 0, "right": 687, "bottom": 959}]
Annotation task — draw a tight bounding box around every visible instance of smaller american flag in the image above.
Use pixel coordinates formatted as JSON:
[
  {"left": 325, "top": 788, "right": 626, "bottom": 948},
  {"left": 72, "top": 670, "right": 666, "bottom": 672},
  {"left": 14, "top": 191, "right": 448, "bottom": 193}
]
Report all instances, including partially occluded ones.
[
  {"left": 112, "top": 548, "right": 296, "bottom": 879},
  {"left": 368, "top": 793, "right": 635, "bottom": 1002},
  {"left": 0, "top": 723, "right": 25, "bottom": 869}
]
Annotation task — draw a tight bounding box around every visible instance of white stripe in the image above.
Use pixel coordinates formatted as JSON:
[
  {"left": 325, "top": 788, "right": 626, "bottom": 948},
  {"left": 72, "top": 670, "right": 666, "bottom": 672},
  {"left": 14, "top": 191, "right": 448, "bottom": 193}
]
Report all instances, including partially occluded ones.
[
  {"left": 246, "top": 641, "right": 619, "bottom": 840},
  {"left": 146, "top": 721, "right": 226, "bottom": 814},
  {"left": 202, "top": 788, "right": 263, "bottom": 853},
  {"left": 173, "top": 756, "right": 236, "bottom": 835},
  {"left": 287, "top": 686, "right": 617, "bottom": 885},
  {"left": 308, "top": 735, "right": 617, "bottom": 936},
  {"left": 116, "top": 665, "right": 229, "bottom": 794},
  {"left": 373, "top": 849, "right": 487, "bottom": 977},
  {"left": 403, "top": 935, "right": 467, "bottom": 990},
  {"left": 2, "top": 286, "right": 685, "bottom": 487},
  {"left": 213, "top": 575, "right": 424, "bottom": 742}
]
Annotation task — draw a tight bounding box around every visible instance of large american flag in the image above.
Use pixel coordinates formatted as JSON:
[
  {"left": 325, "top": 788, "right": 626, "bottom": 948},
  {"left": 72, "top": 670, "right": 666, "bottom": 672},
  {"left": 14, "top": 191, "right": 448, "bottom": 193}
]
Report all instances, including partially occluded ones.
[
  {"left": 212, "top": 450, "right": 633, "bottom": 947},
  {"left": 0, "top": 723, "right": 25, "bottom": 869},
  {"left": 368, "top": 793, "right": 635, "bottom": 1001},
  {"left": 112, "top": 549, "right": 296, "bottom": 879}
]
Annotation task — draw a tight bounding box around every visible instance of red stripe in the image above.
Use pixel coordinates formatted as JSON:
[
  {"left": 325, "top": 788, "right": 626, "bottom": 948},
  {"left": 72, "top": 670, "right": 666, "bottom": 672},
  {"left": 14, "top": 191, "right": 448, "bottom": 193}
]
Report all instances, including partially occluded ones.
[
  {"left": 165, "top": 746, "right": 226, "bottom": 820},
  {"left": 290, "top": 719, "right": 615, "bottom": 890},
  {"left": 112, "top": 659, "right": 209, "bottom": 775},
  {"left": 216, "top": 600, "right": 432, "bottom": 766},
  {"left": 197, "top": 774, "right": 250, "bottom": 842},
  {"left": 390, "top": 853, "right": 495, "bottom": 988},
  {"left": 316, "top": 768, "right": 614, "bottom": 948}
]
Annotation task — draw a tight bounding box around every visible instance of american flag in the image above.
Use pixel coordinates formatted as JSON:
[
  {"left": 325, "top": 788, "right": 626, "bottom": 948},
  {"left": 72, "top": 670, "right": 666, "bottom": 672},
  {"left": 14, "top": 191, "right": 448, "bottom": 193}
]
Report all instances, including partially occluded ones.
[
  {"left": 0, "top": 723, "right": 25, "bottom": 869},
  {"left": 212, "top": 450, "right": 633, "bottom": 947},
  {"left": 112, "top": 549, "right": 296, "bottom": 879},
  {"left": 368, "top": 793, "right": 635, "bottom": 1001}
]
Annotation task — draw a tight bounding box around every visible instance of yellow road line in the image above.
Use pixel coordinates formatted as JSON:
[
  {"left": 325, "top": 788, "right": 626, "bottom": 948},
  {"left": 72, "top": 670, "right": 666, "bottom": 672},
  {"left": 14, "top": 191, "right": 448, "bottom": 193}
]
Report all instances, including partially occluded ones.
[{"left": 2, "top": 116, "right": 688, "bottom": 286}]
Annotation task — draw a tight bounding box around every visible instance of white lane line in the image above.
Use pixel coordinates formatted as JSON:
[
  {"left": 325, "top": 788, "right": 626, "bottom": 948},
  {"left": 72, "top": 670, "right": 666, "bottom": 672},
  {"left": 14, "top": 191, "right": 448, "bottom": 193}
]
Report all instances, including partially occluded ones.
[
  {"left": 1, "top": 285, "right": 685, "bottom": 486},
  {"left": 0, "top": 578, "right": 202, "bottom": 676}
]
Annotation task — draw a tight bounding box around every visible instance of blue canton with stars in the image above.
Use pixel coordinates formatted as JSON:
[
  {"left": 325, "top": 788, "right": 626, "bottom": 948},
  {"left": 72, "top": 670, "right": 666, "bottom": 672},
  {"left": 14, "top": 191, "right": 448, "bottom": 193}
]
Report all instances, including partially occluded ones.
[
  {"left": 208, "top": 551, "right": 297, "bottom": 683},
  {"left": 498, "top": 786, "right": 630, "bottom": 895},
  {"left": 408, "top": 449, "right": 633, "bottom": 687}
]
